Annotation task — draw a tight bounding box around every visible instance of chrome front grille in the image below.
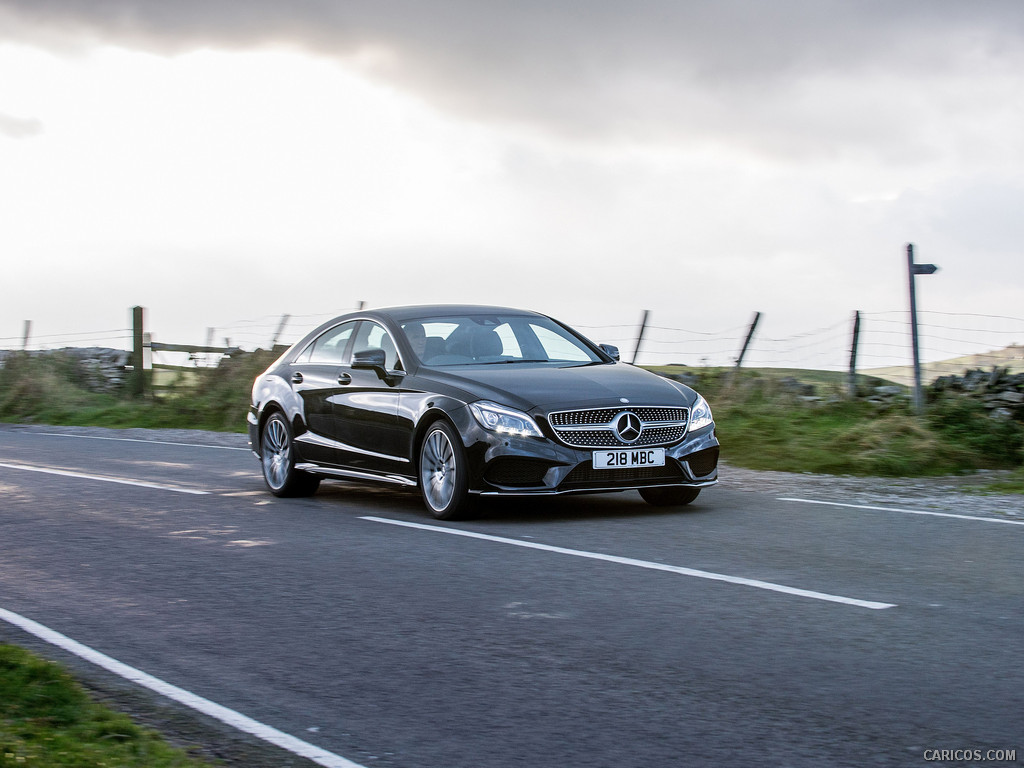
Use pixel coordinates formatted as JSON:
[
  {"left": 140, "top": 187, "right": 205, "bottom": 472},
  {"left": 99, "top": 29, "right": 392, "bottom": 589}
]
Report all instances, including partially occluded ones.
[{"left": 548, "top": 406, "right": 689, "bottom": 449}]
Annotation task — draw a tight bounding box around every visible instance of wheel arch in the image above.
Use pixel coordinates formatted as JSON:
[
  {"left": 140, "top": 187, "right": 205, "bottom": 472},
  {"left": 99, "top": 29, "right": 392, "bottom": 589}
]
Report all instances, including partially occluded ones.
[
  {"left": 411, "top": 408, "right": 458, "bottom": 471},
  {"left": 256, "top": 400, "right": 306, "bottom": 454}
]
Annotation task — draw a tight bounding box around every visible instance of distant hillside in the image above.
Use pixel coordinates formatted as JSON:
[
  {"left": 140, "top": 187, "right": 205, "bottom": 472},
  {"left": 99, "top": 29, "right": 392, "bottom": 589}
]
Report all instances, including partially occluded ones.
[{"left": 862, "top": 344, "right": 1024, "bottom": 387}]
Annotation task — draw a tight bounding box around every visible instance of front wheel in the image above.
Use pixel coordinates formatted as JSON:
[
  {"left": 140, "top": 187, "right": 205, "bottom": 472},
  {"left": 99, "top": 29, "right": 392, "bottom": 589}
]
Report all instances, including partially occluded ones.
[
  {"left": 419, "top": 421, "right": 475, "bottom": 520},
  {"left": 261, "top": 412, "right": 321, "bottom": 497},
  {"left": 639, "top": 486, "right": 701, "bottom": 507}
]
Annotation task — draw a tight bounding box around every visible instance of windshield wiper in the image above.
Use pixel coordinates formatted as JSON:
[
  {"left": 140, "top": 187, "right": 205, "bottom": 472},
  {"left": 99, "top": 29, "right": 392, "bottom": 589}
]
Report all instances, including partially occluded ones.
[{"left": 481, "top": 359, "right": 551, "bottom": 364}]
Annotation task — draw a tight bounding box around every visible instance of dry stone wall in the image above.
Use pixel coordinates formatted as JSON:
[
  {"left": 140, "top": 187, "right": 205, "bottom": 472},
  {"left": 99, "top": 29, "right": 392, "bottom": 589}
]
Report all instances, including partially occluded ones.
[
  {"left": 0, "top": 348, "right": 130, "bottom": 393},
  {"left": 930, "top": 367, "right": 1024, "bottom": 421}
]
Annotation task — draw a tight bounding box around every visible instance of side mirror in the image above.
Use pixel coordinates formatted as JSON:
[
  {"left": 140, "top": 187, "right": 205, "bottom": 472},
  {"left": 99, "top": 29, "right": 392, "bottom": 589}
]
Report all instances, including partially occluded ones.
[
  {"left": 599, "top": 344, "right": 620, "bottom": 362},
  {"left": 352, "top": 348, "right": 387, "bottom": 376},
  {"left": 352, "top": 348, "right": 404, "bottom": 384}
]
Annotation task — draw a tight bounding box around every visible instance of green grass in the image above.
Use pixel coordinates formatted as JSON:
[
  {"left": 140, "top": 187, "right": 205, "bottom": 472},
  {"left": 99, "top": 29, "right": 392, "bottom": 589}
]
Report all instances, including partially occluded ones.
[
  {"left": 716, "top": 397, "right": 1019, "bottom": 476},
  {"left": 0, "top": 645, "right": 215, "bottom": 767}
]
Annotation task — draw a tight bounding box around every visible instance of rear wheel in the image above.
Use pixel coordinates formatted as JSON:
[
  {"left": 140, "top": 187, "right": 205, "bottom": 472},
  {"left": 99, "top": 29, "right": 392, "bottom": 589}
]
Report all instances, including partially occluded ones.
[
  {"left": 639, "top": 486, "right": 701, "bottom": 507},
  {"left": 261, "top": 412, "right": 321, "bottom": 497},
  {"left": 419, "top": 421, "right": 475, "bottom": 520}
]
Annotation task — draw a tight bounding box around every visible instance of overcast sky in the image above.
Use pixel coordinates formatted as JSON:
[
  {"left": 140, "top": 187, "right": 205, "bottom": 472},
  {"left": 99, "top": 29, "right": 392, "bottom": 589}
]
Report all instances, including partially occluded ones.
[{"left": 1, "top": 1, "right": 1022, "bottom": 365}]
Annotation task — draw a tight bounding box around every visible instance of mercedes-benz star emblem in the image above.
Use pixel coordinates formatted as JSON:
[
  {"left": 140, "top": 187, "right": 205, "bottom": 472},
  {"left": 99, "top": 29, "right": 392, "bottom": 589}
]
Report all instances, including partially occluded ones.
[{"left": 614, "top": 412, "right": 642, "bottom": 443}]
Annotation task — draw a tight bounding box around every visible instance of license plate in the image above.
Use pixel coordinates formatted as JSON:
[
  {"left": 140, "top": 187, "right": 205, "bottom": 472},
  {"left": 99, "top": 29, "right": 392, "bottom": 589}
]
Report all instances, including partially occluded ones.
[{"left": 593, "top": 448, "right": 666, "bottom": 470}]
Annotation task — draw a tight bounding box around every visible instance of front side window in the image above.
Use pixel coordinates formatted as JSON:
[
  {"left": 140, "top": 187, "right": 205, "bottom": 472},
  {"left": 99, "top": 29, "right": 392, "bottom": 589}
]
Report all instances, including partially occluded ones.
[{"left": 352, "top": 321, "right": 399, "bottom": 370}]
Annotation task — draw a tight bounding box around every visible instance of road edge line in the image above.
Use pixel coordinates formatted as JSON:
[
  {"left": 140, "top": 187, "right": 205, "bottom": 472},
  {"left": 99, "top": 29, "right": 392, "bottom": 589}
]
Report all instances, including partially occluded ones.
[
  {"left": 0, "top": 607, "right": 366, "bottom": 768},
  {"left": 0, "top": 462, "right": 210, "bottom": 495}
]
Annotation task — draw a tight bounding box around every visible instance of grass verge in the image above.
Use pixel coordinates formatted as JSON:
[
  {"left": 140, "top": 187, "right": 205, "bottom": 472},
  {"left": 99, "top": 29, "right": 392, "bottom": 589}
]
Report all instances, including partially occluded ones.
[{"left": 0, "top": 644, "right": 215, "bottom": 767}]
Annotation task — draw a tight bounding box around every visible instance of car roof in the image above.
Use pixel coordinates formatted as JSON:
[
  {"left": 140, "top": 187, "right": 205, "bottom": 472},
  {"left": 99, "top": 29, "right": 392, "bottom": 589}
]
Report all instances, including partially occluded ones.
[{"left": 364, "top": 305, "right": 546, "bottom": 322}]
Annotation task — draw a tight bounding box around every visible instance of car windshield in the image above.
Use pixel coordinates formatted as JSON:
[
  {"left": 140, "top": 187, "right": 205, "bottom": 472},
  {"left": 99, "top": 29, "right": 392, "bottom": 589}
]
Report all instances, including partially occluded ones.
[{"left": 401, "top": 314, "right": 604, "bottom": 366}]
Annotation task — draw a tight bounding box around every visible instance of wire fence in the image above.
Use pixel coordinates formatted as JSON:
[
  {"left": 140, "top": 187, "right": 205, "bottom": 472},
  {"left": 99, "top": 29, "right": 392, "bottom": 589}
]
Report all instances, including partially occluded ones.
[
  {"left": 0, "top": 328, "right": 133, "bottom": 351},
  {"left": 576, "top": 311, "right": 1024, "bottom": 381},
  {"left": 3, "top": 310, "right": 1023, "bottom": 385}
]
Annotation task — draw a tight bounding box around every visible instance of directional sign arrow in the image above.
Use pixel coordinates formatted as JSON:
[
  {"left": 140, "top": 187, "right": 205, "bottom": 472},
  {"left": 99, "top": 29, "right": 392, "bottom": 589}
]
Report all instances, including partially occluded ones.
[{"left": 912, "top": 263, "right": 938, "bottom": 275}]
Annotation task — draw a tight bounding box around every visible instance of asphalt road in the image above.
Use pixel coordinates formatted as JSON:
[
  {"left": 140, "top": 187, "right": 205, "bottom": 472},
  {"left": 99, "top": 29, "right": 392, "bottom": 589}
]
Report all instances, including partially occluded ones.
[{"left": 0, "top": 425, "right": 1021, "bottom": 768}]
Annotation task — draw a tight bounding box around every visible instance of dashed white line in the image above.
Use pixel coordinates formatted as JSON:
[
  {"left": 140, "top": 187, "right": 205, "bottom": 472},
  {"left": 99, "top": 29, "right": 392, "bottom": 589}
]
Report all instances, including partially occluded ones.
[
  {"left": 360, "top": 516, "right": 896, "bottom": 610},
  {"left": 779, "top": 497, "right": 1024, "bottom": 526},
  {"left": 0, "top": 607, "right": 365, "bottom": 768},
  {"left": 0, "top": 462, "right": 209, "bottom": 495}
]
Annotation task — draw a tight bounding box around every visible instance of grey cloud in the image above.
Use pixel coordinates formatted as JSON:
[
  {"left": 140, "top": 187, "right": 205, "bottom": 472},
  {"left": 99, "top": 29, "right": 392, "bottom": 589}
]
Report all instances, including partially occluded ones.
[
  {"left": 3, "top": 0, "right": 1024, "bottom": 157},
  {"left": 0, "top": 112, "right": 43, "bottom": 138}
]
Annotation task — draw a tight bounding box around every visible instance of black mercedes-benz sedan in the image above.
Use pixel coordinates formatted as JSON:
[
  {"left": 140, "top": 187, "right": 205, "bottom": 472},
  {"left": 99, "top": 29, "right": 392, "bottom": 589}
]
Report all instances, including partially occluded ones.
[{"left": 248, "top": 305, "right": 718, "bottom": 519}]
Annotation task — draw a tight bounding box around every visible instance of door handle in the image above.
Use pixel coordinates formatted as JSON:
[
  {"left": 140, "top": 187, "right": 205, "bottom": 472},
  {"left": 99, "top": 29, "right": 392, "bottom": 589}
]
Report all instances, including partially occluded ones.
[
  {"left": 291, "top": 372, "right": 304, "bottom": 384},
  {"left": 337, "top": 373, "right": 352, "bottom": 385}
]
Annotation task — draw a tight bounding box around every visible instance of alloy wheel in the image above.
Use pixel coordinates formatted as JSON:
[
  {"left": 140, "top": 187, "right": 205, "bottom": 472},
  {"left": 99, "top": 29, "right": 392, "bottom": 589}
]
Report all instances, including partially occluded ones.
[
  {"left": 421, "top": 427, "right": 457, "bottom": 512},
  {"left": 262, "top": 415, "right": 291, "bottom": 491}
]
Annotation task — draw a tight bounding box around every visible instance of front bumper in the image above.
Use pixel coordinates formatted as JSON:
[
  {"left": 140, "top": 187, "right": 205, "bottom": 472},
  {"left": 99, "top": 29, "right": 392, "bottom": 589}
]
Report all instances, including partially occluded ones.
[
  {"left": 463, "top": 421, "right": 720, "bottom": 497},
  {"left": 246, "top": 407, "right": 260, "bottom": 458}
]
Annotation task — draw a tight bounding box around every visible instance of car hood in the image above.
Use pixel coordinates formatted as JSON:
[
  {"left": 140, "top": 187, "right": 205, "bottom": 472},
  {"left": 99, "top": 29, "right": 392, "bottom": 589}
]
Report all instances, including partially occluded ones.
[{"left": 419, "top": 362, "right": 696, "bottom": 412}]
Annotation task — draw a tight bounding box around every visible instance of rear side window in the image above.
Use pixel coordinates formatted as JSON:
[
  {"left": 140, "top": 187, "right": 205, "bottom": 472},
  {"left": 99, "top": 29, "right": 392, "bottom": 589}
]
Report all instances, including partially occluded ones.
[{"left": 305, "top": 322, "right": 357, "bottom": 364}]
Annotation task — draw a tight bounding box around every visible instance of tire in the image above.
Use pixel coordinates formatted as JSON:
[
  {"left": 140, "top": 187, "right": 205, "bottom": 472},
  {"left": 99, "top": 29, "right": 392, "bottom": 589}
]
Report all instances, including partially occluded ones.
[
  {"left": 260, "top": 412, "right": 321, "bottom": 497},
  {"left": 419, "top": 420, "right": 475, "bottom": 520},
  {"left": 639, "top": 486, "right": 701, "bottom": 507}
]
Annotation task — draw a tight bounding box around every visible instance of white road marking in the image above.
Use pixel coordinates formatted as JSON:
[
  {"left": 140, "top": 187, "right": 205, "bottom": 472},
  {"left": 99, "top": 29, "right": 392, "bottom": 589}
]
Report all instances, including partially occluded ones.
[
  {"left": 35, "top": 431, "right": 250, "bottom": 451},
  {"left": 780, "top": 497, "right": 1024, "bottom": 526},
  {"left": 0, "top": 462, "right": 209, "bottom": 495},
  {"left": 360, "top": 516, "right": 896, "bottom": 610},
  {"left": 0, "top": 606, "right": 366, "bottom": 768}
]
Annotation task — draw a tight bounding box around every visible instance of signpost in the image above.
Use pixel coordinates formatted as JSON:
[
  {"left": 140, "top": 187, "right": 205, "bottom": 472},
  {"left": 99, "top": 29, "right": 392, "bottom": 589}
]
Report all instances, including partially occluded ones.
[{"left": 906, "top": 243, "right": 939, "bottom": 414}]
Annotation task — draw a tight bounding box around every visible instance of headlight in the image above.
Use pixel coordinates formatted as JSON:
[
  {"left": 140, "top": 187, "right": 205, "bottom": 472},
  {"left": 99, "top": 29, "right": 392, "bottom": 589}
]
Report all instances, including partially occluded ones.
[
  {"left": 469, "top": 401, "right": 544, "bottom": 438},
  {"left": 689, "top": 395, "right": 714, "bottom": 432}
]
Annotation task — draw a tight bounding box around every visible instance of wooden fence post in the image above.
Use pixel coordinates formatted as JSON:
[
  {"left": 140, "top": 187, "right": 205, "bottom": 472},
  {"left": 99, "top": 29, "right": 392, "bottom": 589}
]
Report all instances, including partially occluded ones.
[
  {"left": 632, "top": 310, "right": 649, "bottom": 365},
  {"left": 130, "top": 306, "right": 146, "bottom": 397},
  {"left": 735, "top": 312, "right": 761, "bottom": 368},
  {"left": 271, "top": 314, "right": 290, "bottom": 348},
  {"left": 848, "top": 310, "right": 861, "bottom": 398}
]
